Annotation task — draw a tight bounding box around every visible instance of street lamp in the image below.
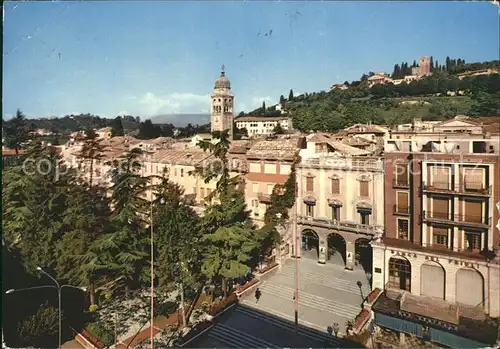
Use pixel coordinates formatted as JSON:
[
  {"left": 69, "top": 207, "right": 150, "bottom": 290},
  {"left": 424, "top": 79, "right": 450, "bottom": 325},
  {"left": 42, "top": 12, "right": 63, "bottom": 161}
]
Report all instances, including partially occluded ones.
[{"left": 5, "top": 267, "right": 86, "bottom": 349}]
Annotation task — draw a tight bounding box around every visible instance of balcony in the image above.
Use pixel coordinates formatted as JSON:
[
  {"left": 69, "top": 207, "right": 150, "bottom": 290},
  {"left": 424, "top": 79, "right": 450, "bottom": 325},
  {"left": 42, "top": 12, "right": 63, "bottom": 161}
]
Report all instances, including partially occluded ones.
[
  {"left": 392, "top": 178, "right": 409, "bottom": 188},
  {"left": 393, "top": 204, "right": 410, "bottom": 215},
  {"left": 299, "top": 157, "right": 384, "bottom": 172},
  {"left": 422, "top": 182, "right": 491, "bottom": 197},
  {"left": 422, "top": 181, "right": 455, "bottom": 194},
  {"left": 297, "top": 216, "right": 382, "bottom": 236},
  {"left": 422, "top": 211, "right": 491, "bottom": 227}
]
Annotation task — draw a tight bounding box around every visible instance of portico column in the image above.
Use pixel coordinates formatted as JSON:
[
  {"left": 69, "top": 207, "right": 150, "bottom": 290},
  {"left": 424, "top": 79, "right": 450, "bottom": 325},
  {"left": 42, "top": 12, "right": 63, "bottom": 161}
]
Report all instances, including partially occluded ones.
[
  {"left": 345, "top": 241, "right": 355, "bottom": 270},
  {"left": 318, "top": 236, "right": 327, "bottom": 264}
]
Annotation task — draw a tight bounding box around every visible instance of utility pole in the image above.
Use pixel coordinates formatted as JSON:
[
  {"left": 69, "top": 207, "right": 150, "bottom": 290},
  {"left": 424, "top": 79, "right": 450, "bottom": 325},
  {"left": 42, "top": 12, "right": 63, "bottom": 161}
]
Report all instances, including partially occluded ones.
[
  {"left": 150, "top": 197, "right": 155, "bottom": 349},
  {"left": 293, "top": 163, "right": 299, "bottom": 333}
]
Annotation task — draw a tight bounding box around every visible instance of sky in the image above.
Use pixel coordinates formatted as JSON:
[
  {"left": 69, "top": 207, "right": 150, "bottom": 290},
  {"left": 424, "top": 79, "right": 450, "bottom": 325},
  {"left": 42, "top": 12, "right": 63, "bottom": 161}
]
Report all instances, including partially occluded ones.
[{"left": 3, "top": 1, "right": 499, "bottom": 122}]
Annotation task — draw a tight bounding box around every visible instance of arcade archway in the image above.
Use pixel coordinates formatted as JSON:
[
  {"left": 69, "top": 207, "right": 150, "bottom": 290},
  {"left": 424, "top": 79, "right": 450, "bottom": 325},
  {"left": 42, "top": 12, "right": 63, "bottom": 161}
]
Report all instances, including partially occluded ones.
[
  {"left": 301, "top": 229, "right": 319, "bottom": 260},
  {"left": 327, "top": 233, "right": 346, "bottom": 267},
  {"left": 355, "top": 238, "right": 373, "bottom": 273}
]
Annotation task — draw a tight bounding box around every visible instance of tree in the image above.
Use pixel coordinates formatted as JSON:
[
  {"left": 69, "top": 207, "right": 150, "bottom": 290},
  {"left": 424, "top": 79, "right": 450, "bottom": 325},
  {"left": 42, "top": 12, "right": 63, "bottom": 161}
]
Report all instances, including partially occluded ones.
[
  {"left": 288, "top": 89, "right": 294, "bottom": 101},
  {"left": 103, "top": 148, "right": 151, "bottom": 296},
  {"left": 56, "top": 183, "right": 112, "bottom": 305},
  {"left": 195, "top": 130, "right": 258, "bottom": 297},
  {"left": 137, "top": 119, "right": 161, "bottom": 139},
  {"left": 2, "top": 142, "right": 75, "bottom": 274},
  {"left": 4, "top": 109, "right": 29, "bottom": 154},
  {"left": 262, "top": 100, "right": 266, "bottom": 112},
  {"left": 279, "top": 95, "right": 285, "bottom": 105},
  {"left": 77, "top": 129, "right": 107, "bottom": 189},
  {"left": 110, "top": 116, "right": 125, "bottom": 137},
  {"left": 17, "top": 303, "right": 59, "bottom": 348},
  {"left": 273, "top": 123, "right": 285, "bottom": 134}
]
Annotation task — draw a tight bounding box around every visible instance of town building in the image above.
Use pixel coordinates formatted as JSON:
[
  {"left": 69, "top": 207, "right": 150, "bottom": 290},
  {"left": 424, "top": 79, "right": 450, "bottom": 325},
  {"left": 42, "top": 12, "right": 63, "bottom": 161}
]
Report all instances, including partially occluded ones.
[
  {"left": 293, "top": 132, "right": 385, "bottom": 274},
  {"left": 369, "top": 116, "right": 500, "bottom": 348},
  {"left": 211, "top": 65, "right": 234, "bottom": 140},
  {"left": 234, "top": 115, "right": 293, "bottom": 136},
  {"left": 245, "top": 135, "right": 302, "bottom": 227}
]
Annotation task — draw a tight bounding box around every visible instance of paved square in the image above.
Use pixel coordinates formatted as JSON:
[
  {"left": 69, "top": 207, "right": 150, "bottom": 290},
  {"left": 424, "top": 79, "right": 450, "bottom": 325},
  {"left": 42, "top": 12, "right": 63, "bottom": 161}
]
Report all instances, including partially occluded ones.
[{"left": 242, "top": 257, "right": 372, "bottom": 335}]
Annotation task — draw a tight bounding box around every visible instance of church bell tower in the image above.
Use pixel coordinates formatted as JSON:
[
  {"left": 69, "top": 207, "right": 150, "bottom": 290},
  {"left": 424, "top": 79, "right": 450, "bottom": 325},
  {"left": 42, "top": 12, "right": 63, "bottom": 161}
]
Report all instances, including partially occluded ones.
[{"left": 210, "top": 65, "right": 234, "bottom": 140}]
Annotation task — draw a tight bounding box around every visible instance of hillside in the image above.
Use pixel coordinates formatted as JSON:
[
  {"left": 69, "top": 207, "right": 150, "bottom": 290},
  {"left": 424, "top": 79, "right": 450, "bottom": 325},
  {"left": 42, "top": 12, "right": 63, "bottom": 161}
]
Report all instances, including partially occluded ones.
[{"left": 244, "top": 57, "right": 500, "bottom": 133}]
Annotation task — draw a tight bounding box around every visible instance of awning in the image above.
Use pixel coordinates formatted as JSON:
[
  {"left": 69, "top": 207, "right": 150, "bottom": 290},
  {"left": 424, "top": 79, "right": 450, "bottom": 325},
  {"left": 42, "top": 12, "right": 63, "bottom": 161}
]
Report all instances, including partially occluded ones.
[
  {"left": 429, "top": 328, "right": 487, "bottom": 349},
  {"left": 375, "top": 313, "right": 423, "bottom": 337},
  {"left": 303, "top": 197, "right": 316, "bottom": 206}
]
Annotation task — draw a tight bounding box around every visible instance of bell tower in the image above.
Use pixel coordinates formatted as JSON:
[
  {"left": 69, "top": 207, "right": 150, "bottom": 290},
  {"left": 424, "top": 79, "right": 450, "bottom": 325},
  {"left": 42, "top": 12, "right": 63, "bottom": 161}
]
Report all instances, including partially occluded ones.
[{"left": 210, "top": 65, "right": 234, "bottom": 140}]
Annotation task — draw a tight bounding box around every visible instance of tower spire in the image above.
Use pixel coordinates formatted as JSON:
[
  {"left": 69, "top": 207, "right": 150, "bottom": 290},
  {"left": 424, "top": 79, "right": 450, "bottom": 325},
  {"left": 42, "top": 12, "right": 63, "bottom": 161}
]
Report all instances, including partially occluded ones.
[{"left": 221, "top": 64, "right": 225, "bottom": 75}]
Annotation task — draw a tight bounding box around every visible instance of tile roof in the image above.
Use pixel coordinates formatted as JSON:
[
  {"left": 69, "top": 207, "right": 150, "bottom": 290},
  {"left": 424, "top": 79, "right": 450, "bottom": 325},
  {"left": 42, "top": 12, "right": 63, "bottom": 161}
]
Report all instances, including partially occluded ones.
[
  {"left": 246, "top": 136, "right": 301, "bottom": 160},
  {"left": 306, "top": 133, "right": 372, "bottom": 156},
  {"left": 235, "top": 115, "right": 289, "bottom": 122}
]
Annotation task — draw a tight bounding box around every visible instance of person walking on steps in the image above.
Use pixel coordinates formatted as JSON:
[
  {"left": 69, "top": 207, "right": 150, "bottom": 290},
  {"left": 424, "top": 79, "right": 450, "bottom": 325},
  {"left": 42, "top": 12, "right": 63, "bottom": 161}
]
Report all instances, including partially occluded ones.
[
  {"left": 333, "top": 322, "right": 339, "bottom": 338},
  {"left": 255, "top": 288, "right": 262, "bottom": 303}
]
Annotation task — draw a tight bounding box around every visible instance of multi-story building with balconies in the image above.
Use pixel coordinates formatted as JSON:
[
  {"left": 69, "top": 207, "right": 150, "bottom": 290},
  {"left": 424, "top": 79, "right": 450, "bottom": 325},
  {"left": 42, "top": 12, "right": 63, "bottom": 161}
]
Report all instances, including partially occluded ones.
[
  {"left": 293, "top": 133, "right": 385, "bottom": 273},
  {"left": 369, "top": 117, "right": 500, "bottom": 348}
]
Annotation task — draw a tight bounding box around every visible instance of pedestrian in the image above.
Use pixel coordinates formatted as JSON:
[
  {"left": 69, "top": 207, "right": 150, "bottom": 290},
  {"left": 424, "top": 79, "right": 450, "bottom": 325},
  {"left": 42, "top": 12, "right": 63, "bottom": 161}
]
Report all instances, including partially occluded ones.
[
  {"left": 333, "top": 322, "right": 339, "bottom": 337},
  {"left": 255, "top": 288, "right": 261, "bottom": 303}
]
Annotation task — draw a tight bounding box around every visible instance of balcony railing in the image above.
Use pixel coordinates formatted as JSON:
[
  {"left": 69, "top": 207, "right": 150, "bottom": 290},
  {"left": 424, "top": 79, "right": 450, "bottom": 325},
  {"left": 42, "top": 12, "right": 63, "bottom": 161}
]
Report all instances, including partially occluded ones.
[
  {"left": 297, "top": 216, "right": 382, "bottom": 235},
  {"left": 393, "top": 204, "right": 410, "bottom": 215},
  {"left": 299, "top": 157, "right": 384, "bottom": 172},
  {"left": 392, "top": 178, "right": 409, "bottom": 188},
  {"left": 422, "top": 182, "right": 491, "bottom": 196},
  {"left": 422, "top": 211, "right": 491, "bottom": 227}
]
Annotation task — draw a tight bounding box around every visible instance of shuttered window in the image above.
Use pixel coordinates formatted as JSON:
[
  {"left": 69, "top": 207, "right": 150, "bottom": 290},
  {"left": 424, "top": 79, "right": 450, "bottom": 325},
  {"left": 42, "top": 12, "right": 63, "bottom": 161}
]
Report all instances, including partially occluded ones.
[
  {"left": 464, "top": 168, "right": 483, "bottom": 191},
  {"left": 306, "top": 177, "right": 314, "bottom": 192},
  {"left": 359, "top": 181, "right": 369, "bottom": 197},
  {"left": 431, "top": 166, "right": 450, "bottom": 189},
  {"left": 432, "top": 227, "right": 448, "bottom": 247},
  {"left": 464, "top": 200, "right": 482, "bottom": 223},
  {"left": 432, "top": 197, "right": 449, "bottom": 219},
  {"left": 315, "top": 143, "right": 325, "bottom": 153},
  {"left": 420, "top": 263, "right": 445, "bottom": 299},
  {"left": 395, "top": 164, "right": 409, "bottom": 186},
  {"left": 397, "top": 192, "right": 409, "bottom": 213},
  {"left": 331, "top": 179, "right": 340, "bottom": 194},
  {"left": 456, "top": 269, "right": 484, "bottom": 307}
]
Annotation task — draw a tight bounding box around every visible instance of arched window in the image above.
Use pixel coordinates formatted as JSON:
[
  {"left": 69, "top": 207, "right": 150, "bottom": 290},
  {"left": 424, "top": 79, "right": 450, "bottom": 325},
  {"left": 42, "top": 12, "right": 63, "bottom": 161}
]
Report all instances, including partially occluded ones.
[{"left": 388, "top": 257, "right": 411, "bottom": 291}]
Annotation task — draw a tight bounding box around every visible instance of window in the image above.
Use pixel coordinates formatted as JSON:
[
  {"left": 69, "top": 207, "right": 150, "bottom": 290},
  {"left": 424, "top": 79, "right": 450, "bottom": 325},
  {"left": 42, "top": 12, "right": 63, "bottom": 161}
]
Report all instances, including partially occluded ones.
[
  {"left": 464, "top": 199, "right": 483, "bottom": 223},
  {"left": 431, "top": 166, "right": 450, "bottom": 189},
  {"left": 95, "top": 169, "right": 101, "bottom": 177},
  {"left": 174, "top": 168, "right": 177, "bottom": 176},
  {"left": 464, "top": 168, "right": 484, "bottom": 192},
  {"left": 305, "top": 204, "right": 314, "bottom": 217},
  {"left": 388, "top": 257, "right": 411, "bottom": 291},
  {"left": 306, "top": 177, "right": 314, "bottom": 192},
  {"left": 397, "top": 219, "right": 409, "bottom": 239},
  {"left": 331, "top": 206, "right": 341, "bottom": 221},
  {"left": 315, "top": 143, "right": 324, "bottom": 153},
  {"left": 252, "top": 199, "right": 258, "bottom": 208},
  {"left": 206, "top": 188, "right": 212, "bottom": 198},
  {"left": 432, "top": 197, "right": 450, "bottom": 220},
  {"left": 360, "top": 212, "right": 370, "bottom": 225},
  {"left": 200, "top": 188, "right": 205, "bottom": 198},
  {"left": 180, "top": 169, "right": 184, "bottom": 177},
  {"left": 249, "top": 162, "right": 261, "bottom": 173},
  {"left": 359, "top": 181, "right": 369, "bottom": 197},
  {"left": 280, "top": 164, "right": 291, "bottom": 175},
  {"left": 432, "top": 227, "right": 448, "bottom": 248},
  {"left": 267, "top": 184, "right": 274, "bottom": 195},
  {"left": 264, "top": 164, "right": 276, "bottom": 174},
  {"left": 394, "top": 163, "right": 409, "bottom": 187},
  {"left": 252, "top": 183, "right": 259, "bottom": 193},
  {"left": 331, "top": 178, "right": 340, "bottom": 194},
  {"left": 464, "top": 231, "right": 481, "bottom": 252},
  {"left": 156, "top": 165, "right": 159, "bottom": 174},
  {"left": 396, "top": 192, "right": 409, "bottom": 213}
]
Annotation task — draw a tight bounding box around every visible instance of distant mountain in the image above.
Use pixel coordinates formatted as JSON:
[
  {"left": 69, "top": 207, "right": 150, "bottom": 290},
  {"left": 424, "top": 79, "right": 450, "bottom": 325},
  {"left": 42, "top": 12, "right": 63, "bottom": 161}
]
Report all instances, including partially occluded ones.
[{"left": 150, "top": 113, "right": 210, "bottom": 126}]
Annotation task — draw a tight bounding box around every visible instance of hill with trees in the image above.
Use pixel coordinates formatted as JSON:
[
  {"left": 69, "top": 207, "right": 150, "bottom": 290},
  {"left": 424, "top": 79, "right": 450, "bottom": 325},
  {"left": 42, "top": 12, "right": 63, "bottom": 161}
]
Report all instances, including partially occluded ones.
[{"left": 242, "top": 57, "right": 500, "bottom": 133}]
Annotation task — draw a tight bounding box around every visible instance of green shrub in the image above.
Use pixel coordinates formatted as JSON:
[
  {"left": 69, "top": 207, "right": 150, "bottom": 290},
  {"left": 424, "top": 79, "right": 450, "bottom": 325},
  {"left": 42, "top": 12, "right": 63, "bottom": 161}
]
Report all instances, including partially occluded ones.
[{"left": 85, "top": 322, "right": 114, "bottom": 347}]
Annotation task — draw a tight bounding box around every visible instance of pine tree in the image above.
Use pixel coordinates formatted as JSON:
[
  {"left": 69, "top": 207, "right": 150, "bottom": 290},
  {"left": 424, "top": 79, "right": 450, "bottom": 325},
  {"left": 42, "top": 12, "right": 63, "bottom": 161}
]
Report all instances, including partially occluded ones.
[
  {"left": 4, "top": 109, "right": 29, "bottom": 155},
  {"left": 288, "top": 89, "right": 294, "bottom": 101},
  {"left": 279, "top": 95, "right": 285, "bottom": 105},
  {"left": 77, "top": 129, "right": 107, "bottom": 189},
  {"left": 110, "top": 116, "right": 125, "bottom": 137}
]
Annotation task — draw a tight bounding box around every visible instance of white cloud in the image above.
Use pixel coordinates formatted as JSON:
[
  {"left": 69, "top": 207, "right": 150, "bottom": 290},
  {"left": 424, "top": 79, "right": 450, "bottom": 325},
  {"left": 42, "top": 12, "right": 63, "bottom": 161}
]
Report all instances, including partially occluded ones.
[
  {"left": 117, "top": 110, "right": 130, "bottom": 116},
  {"left": 251, "top": 96, "right": 276, "bottom": 109},
  {"left": 137, "top": 92, "right": 210, "bottom": 116}
]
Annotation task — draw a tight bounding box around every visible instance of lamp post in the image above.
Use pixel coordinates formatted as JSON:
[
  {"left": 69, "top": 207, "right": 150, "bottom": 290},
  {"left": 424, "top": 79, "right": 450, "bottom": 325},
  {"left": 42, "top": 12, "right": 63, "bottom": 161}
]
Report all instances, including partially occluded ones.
[
  {"left": 5, "top": 267, "right": 86, "bottom": 349},
  {"left": 276, "top": 213, "right": 282, "bottom": 271}
]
